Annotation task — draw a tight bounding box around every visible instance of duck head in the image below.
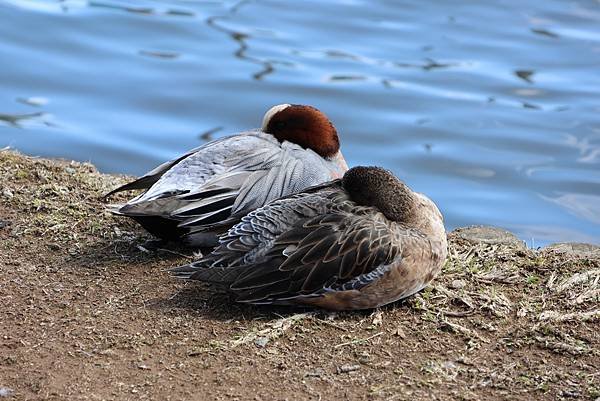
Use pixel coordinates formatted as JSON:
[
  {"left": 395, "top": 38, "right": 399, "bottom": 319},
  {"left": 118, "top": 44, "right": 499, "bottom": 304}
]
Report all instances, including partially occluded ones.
[
  {"left": 342, "top": 166, "right": 445, "bottom": 238},
  {"left": 261, "top": 104, "right": 341, "bottom": 159},
  {"left": 342, "top": 166, "right": 415, "bottom": 222}
]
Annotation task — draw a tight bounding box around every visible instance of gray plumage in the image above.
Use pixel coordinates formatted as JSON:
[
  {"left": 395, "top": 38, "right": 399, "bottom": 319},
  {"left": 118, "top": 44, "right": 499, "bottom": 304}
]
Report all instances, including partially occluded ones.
[{"left": 107, "top": 131, "right": 347, "bottom": 245}]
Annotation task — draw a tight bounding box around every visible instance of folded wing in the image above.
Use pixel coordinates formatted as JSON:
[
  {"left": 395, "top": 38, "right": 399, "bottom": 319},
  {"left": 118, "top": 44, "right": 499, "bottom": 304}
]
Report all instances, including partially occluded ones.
[
  {"left": 172, "top": 184, "right": 404, "bottom": 304},
  {"left": 107, "top": 132, "right": 343, "bottom": 238}
]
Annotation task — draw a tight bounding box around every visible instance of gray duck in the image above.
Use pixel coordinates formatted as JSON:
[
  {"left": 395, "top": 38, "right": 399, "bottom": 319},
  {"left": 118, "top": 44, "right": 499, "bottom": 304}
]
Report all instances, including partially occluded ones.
[{"left": 105, "top": 104, "right": 348, "bottom": 247}]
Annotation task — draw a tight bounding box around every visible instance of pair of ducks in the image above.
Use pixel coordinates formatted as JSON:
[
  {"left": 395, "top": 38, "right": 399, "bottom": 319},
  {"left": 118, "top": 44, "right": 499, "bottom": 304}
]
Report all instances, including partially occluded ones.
[{"left": 107, "top": 104, "right": 447, "bottom": 310}]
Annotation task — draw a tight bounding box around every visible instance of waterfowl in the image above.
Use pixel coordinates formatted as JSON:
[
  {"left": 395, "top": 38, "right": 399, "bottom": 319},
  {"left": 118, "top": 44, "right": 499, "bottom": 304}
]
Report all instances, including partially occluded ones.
[
  {"left": 105, "top": 104, "right": 348, "bottom": 247},
  {"left": 170, "top": 166, "right": 447, "bottom": 310}
]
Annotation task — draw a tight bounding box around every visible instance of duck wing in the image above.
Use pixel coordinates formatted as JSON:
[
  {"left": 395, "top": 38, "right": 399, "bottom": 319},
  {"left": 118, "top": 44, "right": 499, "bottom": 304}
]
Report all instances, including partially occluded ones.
[
  {"left": 104, "top": 144, "right": 207, "bottom": 198},
  {"left": 177, "top": 145, "right": 337, "bottom": 232},
  {"left": 107, "top": 133, "right": 265, "bottom": 203},
  {"left": 171, "top": 184, "right": 404, "bottom": 304},
  {"left": 108, "top": 133, "right": 343, "bottom": 235}
]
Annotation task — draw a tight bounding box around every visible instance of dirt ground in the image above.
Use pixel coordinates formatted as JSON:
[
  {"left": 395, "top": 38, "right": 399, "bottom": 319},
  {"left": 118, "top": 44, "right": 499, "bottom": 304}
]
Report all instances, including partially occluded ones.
[{"left": 1, "top": 149, "right": 599, "bottom": 401}]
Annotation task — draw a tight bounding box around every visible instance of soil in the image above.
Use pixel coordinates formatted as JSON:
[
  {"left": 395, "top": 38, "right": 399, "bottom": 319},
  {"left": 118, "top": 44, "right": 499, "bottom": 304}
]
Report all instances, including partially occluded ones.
[{"left": 1, "top": 149, "right": 599, "bottom": 401}]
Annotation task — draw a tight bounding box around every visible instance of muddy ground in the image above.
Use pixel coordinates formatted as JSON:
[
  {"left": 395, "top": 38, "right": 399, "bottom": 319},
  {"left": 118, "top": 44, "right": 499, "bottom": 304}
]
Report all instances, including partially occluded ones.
[{"left": 1, "top": 149, "right": 599, "bottom": 401}]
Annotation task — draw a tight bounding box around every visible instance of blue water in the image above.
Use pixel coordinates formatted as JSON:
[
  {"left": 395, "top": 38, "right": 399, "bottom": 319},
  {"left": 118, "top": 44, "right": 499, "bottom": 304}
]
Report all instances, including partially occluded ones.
[{"left": 1, "top": 0, "right": 599, "bottom": 246}]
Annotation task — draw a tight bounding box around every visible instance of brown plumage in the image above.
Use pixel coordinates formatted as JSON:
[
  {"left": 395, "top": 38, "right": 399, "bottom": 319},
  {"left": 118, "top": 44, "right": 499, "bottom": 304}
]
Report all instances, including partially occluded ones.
[
  {"left": 264, "top": 105, "right": 340, "bottom": 159},
  {"left": 170, "top": 166, "right": 447, "bottom": 310}
]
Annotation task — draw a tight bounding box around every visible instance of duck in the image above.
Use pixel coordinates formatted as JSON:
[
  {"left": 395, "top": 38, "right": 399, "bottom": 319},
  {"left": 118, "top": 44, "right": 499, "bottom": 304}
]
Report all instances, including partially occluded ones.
[
  {"left": 105, "top": 104, "right": 348, "bottom": 247},
  {"left": 170, "top": 166, "right": 447, "bottom": 310}
]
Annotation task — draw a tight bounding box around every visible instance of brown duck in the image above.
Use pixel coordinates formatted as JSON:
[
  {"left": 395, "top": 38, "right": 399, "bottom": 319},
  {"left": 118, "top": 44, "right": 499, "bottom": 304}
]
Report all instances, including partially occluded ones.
[{"left": 170, "top": 166, "right": 447, "bottom": 310}]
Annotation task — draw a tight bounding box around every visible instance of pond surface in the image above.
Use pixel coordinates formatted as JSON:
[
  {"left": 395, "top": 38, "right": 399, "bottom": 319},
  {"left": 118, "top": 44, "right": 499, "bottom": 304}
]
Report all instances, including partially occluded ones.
[{"left": 1, "top": 0, "right": 599, "bottom": 246}]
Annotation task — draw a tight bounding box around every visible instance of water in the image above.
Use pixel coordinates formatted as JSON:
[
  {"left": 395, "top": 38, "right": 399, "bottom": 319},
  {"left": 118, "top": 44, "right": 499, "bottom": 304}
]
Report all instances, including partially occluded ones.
[{"left": 1, "top": 0, "right": 599, "bottom": 246}]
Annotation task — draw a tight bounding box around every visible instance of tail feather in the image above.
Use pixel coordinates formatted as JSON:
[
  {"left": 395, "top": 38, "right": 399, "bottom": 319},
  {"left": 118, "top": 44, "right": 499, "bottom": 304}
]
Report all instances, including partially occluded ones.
[
  {"left": 104, "top": 148, "right": 200, "bottom": 199},
  {"left": 169, "top": 263, "right": 244, "bottom": 284},
  {"left": 169, "top": 263, "right": 200, "bottom": 279},
  {"left": 106, "top": 203, "right": 126, "bottom": 215},
  {"left": 115, "top": 197, "right": 187, "bottom": 218},
  {"left": 104, "top": 175, "right": 158, "bottom": 199}
]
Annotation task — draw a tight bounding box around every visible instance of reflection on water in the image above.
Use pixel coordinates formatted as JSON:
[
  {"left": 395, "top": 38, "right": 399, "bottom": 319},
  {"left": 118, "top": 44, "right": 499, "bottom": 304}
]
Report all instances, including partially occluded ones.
[
  {"left": 16, "top": 96, "right": 48, "bottom": 107},
  {"left": 531, "top": 28, "right": 560, "bottom": 38},
  {"left": 0, "top": 111, "right": 55, "bottom": 128},
  {"left": 139, "top": 49, "right": 179, "bottom": 59},
  {"left": 198, "top": 126, "right": 224, "bottom": 142},
  {"left": 0, "top": 0, "right": 599, "bottom": 245},
  {"left": 514, "top": 70, "right": 535, "bottom": 84},
  {"left": 565, "top": 133, "right": 600, "bottom": 164},
  {"left": 544, "top": 193, "right": 600, "bottom": 225},
  {"left": 206, "top": 0, "right": 279, "bottom": 80}
]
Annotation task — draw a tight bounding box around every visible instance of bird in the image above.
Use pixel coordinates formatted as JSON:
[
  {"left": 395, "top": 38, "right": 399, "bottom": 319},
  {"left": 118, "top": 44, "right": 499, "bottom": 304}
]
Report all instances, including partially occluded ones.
[
  {"left": 170, "top": 166, "right": 447, "bottom": 310},
  {"left": 105, "top": 104, "right": 348, "bottom": 247}
]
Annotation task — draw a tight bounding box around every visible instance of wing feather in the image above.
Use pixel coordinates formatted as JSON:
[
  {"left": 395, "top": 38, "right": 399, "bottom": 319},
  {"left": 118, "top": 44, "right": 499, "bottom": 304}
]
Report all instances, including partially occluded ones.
[
  {"left": 174, "top": 184, "right": 403, "bottom": 304},
  {"left": 108, "top": 132, "right": 345, "bottom": 239}
]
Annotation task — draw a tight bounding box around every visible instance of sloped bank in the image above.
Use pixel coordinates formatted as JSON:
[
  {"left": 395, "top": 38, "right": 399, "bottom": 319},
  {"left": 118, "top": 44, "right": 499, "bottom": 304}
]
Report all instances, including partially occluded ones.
[{"left": 1, "top": 149, "right": 599, "bottom": 401}]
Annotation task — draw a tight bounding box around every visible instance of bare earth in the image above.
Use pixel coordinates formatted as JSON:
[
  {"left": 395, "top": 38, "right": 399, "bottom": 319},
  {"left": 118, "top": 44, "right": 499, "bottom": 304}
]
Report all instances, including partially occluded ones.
[{"left": 1, "top": 149, "right": 599, "bottom": 401}]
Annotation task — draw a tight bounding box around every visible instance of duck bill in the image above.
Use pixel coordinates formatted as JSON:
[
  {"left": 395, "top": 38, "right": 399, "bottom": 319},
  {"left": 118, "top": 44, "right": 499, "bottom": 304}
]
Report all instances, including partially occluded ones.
[{"left": 331, "top": 150, "right": 349, "bottom": 178}]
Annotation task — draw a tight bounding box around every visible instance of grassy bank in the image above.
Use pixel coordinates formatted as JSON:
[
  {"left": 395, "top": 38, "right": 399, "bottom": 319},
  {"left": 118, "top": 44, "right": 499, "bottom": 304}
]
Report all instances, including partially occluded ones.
[{"left": 1, "top": 149, "right": 599, "bottom": 400}]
